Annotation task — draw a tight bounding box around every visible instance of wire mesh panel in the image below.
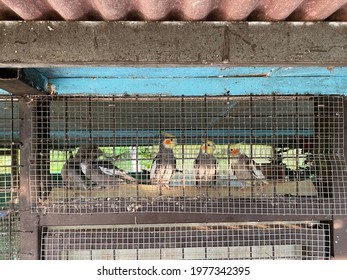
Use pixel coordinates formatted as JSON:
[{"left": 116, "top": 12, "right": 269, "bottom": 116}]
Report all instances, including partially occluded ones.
[
  {"left": 0, "top": 96, "right": 20, "bottom": 259},
  {"left": 41, "top": 222, "right": 330, "bottom": 260},
  {"left": 0, "top": 96, "right": 20, "bottom": 211},
  {"left": 0, "top": 212, "right": 20, "bottom": 260},
  {"left": 30, "top": 95, "right": 347, "bottom": 215}
]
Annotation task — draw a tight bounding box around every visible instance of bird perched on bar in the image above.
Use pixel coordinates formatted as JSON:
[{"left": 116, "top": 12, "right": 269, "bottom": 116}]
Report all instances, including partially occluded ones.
[
  {"left": 228, "top": 145, "right": 268, "bottom": 189},
  {"left": 77, "top": 144, "right": 136, "bottom": 188},
  {"left": 194, "top": 139, "right": 218, "bottom": 188},
  {"left": 150, "top": 131, "right": 177, "bottom": 189}
]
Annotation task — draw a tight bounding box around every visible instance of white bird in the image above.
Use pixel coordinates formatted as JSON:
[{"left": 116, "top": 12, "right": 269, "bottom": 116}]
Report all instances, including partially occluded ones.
[
  {"left": 61, "top": 151, "right": 89, "bottom": 190},
  {"left": 150, "top": 132, "right": 177, "bottom": 189},
  {"left": 228, "top": 146, "right": 268, "bottom": 190},
  {"left": 77, "top": 144, "right": 136, "bottom": 188},
  {"left": 194, "top": 139, "right": 218, "bottom": 188}
]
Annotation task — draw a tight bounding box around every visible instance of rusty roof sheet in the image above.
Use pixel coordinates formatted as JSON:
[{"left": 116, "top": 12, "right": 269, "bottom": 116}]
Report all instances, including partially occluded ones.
[{"left": 0, "top": 0, "right": 346, "bottom": 21}]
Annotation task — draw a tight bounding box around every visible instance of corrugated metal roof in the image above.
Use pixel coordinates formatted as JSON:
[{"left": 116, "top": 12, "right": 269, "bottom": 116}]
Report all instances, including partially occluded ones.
[{"left": 0, "top": 0, "right": 346, "bottom": 21}]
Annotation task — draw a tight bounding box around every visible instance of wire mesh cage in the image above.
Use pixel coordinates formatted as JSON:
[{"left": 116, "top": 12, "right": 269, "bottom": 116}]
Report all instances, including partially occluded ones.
[
  {"left": 0, "top": 96, "right": 20, "bottom": 260},
  {"left": 0, "top": 96, "right": 20, "bottom": 212},
  {"left": 41, "top": 222, "right": 330, "bottom": 260},
  {"left": 0, "top": 211, "right": 20, "bottom": 260},
  {"left": 29, "top": 95, "right": 347, "bottom": 215}
]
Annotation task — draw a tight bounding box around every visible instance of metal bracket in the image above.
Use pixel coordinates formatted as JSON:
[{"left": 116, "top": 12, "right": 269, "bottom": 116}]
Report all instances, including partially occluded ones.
[{"left": 0, "top": 68, "right": 45, "bottom": 95}]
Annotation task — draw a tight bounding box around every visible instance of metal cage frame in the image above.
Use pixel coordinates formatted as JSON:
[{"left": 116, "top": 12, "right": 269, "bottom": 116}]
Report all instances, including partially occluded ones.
[
  {"left": 26, "top": 94, "right": 347, "bottom": 216},
  {"left": 0, "top": 21, "right": 346, "bottom": 260}
]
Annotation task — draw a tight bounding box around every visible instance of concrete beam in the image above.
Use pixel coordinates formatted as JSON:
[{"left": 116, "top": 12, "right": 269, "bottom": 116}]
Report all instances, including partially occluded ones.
[{"left": 0, "top": 21, "right": 346, "bottom": 67}]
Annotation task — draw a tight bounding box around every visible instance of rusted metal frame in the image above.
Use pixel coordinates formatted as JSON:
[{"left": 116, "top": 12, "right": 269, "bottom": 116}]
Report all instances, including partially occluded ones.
[
  {"left": 181, "top": 95, "right": 186, "bottom": 196},
  {"left": 135, "top": 95, "right": 140, "bottom": 198},
  {"left": 33, "top": 98, "right": 51, "bottom": 202},
  {"left": 249, "top": 94, "right": 255, "bottom": 196},
  {"left": 226, "top": 94, "right": 232, "bottom": 198},
  {"left": 0, "top": 68, "right": 44, "bottom": 95},
  {"left": 41, "top": 226, "right": 329, "bottom": 257},
  {"left": 331, "top": 97, "right": 347, "bottom": 259},
  {"left": 39, "top": 212, "right": 332, "bottom": 227},
  {"left": 19, "top": 97, "right": 40, "bottom": 260},
  {"left": 9, "top": 97, "right": 20, "bottom": 259},
  {"left": 10, "top": 96, "right": 20, "bottom": 206},
  {"left": 45, "top": 95, "right": 315, "bottom": 103},
  {"left": 295, "top": 94, "right": 300, "bottom": 195},
  {"left": 271, "top": 94, "right": 278, "bottom": 195},
  {"left": 314, "top": 96, "right": 334, "bottom": 205}
]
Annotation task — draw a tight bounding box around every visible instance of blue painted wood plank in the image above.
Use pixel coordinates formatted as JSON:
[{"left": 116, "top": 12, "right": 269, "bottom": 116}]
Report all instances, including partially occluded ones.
[
  {"left": 268, "top": 67, "right": 347, "bottom": 77},
  {"left": 49, "top": 76, "right": 347, "bottom": 95},
  {"left": 50, "top": 129, "right": 314, "bottom": 139},
  {"left": 22, "top": 69, "right": 48, "bottom": 92},
  {"left": 0, "top": 131, "right": 19, "bottom": 140},
  {"left": 49, "top": 128, "right": 314, "bottom": 147},
  {"left": 35, "top": 66, "right": 347, "bottom": 79},
  {"left": 36, "top": 67, "right": 276, "bottom": 79}
]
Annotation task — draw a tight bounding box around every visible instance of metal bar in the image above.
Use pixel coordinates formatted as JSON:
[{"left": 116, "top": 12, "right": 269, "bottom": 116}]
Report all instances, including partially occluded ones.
[
  {"left": 19, "top": 97, "right": 40, "bottom": 260},
  {"left": 39, "top": 213, "right": 333, "bottom": 227},
  {"left": 33, "top": 95, "right": 316, "bottom": 103},
  {"left": 332, "top": 98, "right": 347, "bottom": 259},
  {"left": 181, "top": 95, "right": 186, "bottom": 195},
  {"left": 332, "top": 216, "right": 347, "bottom": 259},
  {"left": 35, "top": 98, "right": 51, "bottom": 202},
  {"left": 0, "top": 68, "right": 43, "bottom": 95},
  {"left": 10, "top": 97, "right": 19, "bottom": 207}
]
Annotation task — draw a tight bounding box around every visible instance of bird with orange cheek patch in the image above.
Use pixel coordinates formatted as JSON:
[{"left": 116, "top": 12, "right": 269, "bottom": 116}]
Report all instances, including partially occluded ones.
[
  {"left": 228, "top": 145, "right": 268, "bottom": 190},
  {"left": 194, "top": 139, "right": 218, "bottom": 188},
  {"left": 150, "top": 132, "right": 177, "bottom": 189}
]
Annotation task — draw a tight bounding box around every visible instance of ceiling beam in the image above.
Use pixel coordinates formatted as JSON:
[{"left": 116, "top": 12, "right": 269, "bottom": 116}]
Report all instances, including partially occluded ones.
[{"left": 0, "top": 21, "right": 345, "bottom": 67}]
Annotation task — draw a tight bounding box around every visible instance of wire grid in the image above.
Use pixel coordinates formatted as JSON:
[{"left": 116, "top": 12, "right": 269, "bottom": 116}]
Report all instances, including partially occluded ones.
[
  {"left": 41, "top": 222, "right": 330, "bottom": 260},
  {"left": 0, "top": 96, "right": 20, "bottom": 260},
  {"left": 29, "top": 95, "right": 347, "bottom": 215},
  {"left": 0, "top": 211, "right": 20, "bottom": 260},
  {"left": 0, "top": 96, "right": 20, "bottom": 210}
]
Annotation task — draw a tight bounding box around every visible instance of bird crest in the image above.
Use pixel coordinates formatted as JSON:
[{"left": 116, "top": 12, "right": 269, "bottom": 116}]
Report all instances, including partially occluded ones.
[{"left": 161, "top": 131, "right": 176, "bottom": 139}]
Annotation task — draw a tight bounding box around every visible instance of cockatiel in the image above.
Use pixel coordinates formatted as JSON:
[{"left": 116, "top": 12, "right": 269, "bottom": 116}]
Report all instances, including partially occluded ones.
[
  {"left": 77, "top": 144, "right": 136, "bottom": 188},
  {"left": 194, "top": 139, "right": 218, "bottom": 188},
  {"left": 61, "top": 150, "right": 89, "bottom": 190},
  {"left": 150, "top": 132, "right": 177, "bottom": 189},
  {"left": 228, "top": 145, "right": 268, "bottom": 189}
]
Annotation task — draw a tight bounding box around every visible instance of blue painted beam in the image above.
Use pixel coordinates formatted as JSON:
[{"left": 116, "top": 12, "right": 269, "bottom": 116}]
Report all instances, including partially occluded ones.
[
  {"left": 51, "top": 129, "right": 314, "bottom": 139},
  {"left": 22, "top": 66, "right": 347, "bottom": 95},
  {"left": 36, "top": 66, "right": 347, "bottom": 78},
  {"left": 0, "top": 132, "right": 19, "bottom": 141},
  {"left": 48, "top": 76, "right": 347, "bottom": 95},
  {"left": 22, "top": 69, "right": 48, "bottom": 93},
  {"left": 49, "top": 129, "right": 314, "bottom": 147}
]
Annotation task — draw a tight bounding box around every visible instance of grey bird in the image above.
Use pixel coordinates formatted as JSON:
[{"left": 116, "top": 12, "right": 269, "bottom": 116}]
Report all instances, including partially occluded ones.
[
  {"left": 78, "top": 144, "right": 137, "bottom": 188},
  {"left": 61, "top": 150, "right": 89, "bottom": 190},
  {"left": 150, "top": 132, "right": 177, "bottom": 189},
  {"left": 228, "top": 145, "right": 268, "bottom": 189},
  {"left": 194, "top": 139, "right": 218, "bottom": 188}
]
